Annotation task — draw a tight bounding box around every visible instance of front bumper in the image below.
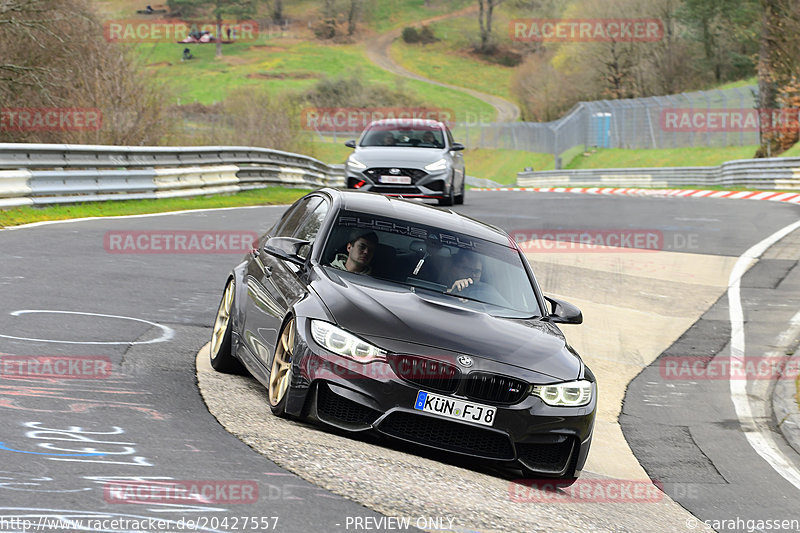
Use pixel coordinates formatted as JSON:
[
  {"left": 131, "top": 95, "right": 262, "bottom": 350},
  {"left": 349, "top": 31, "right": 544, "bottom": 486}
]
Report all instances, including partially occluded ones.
[
  {"left": 285, "top": 317, "right": 597, "bottom": 478},
  {"left": 346, "top": 166, "right": 452, "bottom": 199}
]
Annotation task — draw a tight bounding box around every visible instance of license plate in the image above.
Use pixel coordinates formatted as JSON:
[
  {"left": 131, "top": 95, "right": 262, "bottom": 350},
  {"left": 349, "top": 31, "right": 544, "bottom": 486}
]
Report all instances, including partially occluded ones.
[
  {"left": 414, "top": 391, "right": 496, "bottom": 427},
  {"left": 380, "top": 175, "right": 411, "bottom": 185}
]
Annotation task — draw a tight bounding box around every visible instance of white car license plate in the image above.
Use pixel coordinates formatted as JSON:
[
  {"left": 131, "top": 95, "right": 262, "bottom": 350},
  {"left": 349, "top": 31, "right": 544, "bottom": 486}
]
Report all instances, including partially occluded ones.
[
  {"left": 380, "top": 175, "right": 411, "bottom": 185},
  {"left": 414, "top": 390, "right": 496, "bottom": 427}
]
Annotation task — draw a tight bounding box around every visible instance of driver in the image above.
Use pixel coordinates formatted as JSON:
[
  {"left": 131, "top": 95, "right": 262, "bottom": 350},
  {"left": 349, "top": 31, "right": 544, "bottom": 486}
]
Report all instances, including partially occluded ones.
[
  {"left": 445, "top": 250, "right": 509, "bottom": 306},
  {"left": 446, "top": 250, "right": 484, "bottom": 293},
  {"left": 331, "top": 230, "right": 378, "bottom": 274},
  {"left": 421, "top": 131, "right": 439, "bottom": 146}
]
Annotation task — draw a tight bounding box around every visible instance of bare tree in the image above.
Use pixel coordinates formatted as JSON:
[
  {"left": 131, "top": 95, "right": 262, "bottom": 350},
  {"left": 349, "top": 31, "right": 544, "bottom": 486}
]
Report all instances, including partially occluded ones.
[
  {"left": 347, "top": 0, "right": 361, "bottom": 36},
  {"left": 1, "top": 0, "right": 174, "bottom": 144},
  {"left": 756, "top": 0, "right": 800, "bottom": 155},
  {"left": 477, "top": 0, "right": 506, "bottom": 53},
  {"left": 272, "top": 0, "right": 284, "bottom": 23}
]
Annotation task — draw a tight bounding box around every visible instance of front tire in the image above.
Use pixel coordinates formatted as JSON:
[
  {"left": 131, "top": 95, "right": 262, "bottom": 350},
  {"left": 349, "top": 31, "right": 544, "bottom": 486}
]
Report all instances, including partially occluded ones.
[
  {"left": 438, "top": 179, "right": 455, "bottom": 206},
  {"left": 210, "top": 278, "right": 244, "bottom": 373},
  {"left": 268, "top": 317, "right": 296, "bottom": 418},
  {"left": 454, "top": 180, "right": 465, "bottom": 205}
]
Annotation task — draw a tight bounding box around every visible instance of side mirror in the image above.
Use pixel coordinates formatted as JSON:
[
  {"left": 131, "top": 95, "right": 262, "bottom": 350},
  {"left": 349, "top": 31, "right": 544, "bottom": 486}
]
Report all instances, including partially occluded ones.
[
  {"left": 544, "top": 296, "right": 582, "bottom": 324},
  {"left": 344, "top": 140, "right": 357, "bottom": 148},
  {"left": 264, "top": 236, "right": 310, "bottom": 266},
  {"left": 450, "top": 143, "right": 465, "bottom": 152}
]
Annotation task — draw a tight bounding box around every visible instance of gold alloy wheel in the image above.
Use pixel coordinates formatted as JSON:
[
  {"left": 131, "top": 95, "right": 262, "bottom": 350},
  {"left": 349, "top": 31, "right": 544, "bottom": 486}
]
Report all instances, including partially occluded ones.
[
  {"left": 210, "top": 281, "right": 234, "bottom": 358},
  {"left": 269, "top": 318, "right": 295, "bottom": 406}
]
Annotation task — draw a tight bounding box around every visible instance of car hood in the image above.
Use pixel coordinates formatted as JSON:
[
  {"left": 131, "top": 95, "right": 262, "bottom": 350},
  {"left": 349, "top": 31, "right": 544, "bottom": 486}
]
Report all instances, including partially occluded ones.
[
  {"left": 350, "top": 147, "right": 446, "bottom": 168},
  {"left": 313, "top": 269, "right": 582, "bottom": 381}
]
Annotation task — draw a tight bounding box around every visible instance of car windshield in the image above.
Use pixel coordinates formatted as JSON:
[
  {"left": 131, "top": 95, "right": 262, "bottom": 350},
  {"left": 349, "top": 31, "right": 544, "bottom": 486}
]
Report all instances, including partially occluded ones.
[
  {"left": 320, "top": 210, "right": 543, "bottom": 318},
  {"left": 359, "top": 123, "right": 445, "bottom": 148}
]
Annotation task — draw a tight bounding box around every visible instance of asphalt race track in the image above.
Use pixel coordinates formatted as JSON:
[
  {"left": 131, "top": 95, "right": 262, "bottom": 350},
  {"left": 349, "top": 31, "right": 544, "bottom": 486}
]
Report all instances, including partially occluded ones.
[{"left": 0, "top": 192, "right": 798, "bottom": 533}]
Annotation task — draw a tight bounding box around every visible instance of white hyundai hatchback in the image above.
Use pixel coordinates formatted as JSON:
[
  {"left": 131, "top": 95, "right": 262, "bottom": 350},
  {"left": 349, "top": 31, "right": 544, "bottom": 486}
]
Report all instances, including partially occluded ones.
[{"left": 344, "top": 118, "right": 466, "bottom": 206}]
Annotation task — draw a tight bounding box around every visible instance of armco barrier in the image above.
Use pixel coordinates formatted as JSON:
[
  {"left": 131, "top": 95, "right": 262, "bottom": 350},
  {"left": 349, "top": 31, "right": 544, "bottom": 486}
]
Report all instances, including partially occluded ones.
[
  {"left": 517, "top": 157, "right": 800, "bottom": 190},
  {"left": 0, "top": 143, "right": 344, "bottom": 208}
]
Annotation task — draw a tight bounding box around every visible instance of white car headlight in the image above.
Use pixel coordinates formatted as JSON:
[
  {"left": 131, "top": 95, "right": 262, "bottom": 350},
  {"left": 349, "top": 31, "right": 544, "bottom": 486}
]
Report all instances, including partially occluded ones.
[
  {"left": 532, "top": 380, "right": 593, "bottom": 407},
  {"left": 424, "top": 158, "right": 448, "bottom": 171},
  {"left": 310, "top": 320, "right": 386, "bottom": 363},
  {"left": 347, "top": 157, "right": 367, "bottom": 170}
]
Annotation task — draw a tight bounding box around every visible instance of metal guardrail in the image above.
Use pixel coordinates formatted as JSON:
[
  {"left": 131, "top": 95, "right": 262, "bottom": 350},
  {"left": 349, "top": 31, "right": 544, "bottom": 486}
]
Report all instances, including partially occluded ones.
[
  {"left": 517, "top": 157, "right": 800, "bottom": 190},
  {"left": 4, "top": 143, "right": 798, "bottom": 208},
  {"left": 0, "top": 143, "right": 344, "bottom": 208}
]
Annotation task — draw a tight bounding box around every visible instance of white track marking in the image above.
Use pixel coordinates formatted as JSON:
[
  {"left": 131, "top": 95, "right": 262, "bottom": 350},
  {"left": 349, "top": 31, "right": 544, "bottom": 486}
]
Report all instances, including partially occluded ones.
[
  {"left": 2, "top": 205, "right": 286, "bottom": 231},
  {"left": 728, "top": 219, "right": 800, "bottom": 489},
  {"left": 0, "top": 310, "right": 174, "bottom": 345}
]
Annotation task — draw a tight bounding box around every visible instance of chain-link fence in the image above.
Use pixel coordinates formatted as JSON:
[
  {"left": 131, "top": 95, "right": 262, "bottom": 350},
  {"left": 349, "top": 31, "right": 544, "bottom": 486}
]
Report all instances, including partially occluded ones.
[{"left": 453, "top": 86, "right": 759, "bottom": 157}]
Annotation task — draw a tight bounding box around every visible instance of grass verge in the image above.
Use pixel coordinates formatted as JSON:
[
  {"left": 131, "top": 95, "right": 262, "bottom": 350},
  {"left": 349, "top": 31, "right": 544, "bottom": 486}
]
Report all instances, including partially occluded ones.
[
  {"left": 566, "top": 146, "right": 766, "bottom": 169},
  {"left": 388, "top": 13, "right": 519, "bottom": 106},
  {"left": 389, "top": 38, "right": 515, "bottom": 103},
  {"left": 0, "top": 188, "right": 308, "bottom": 228},
  {"left": 367, "top": 0, "right": 473, "bottom": 33}
]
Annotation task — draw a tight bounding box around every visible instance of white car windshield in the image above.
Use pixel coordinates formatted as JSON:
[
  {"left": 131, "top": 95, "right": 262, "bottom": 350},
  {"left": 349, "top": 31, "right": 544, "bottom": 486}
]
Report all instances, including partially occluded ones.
[{"left": 359, "top": 125, "right": 445, "bottom": 148}]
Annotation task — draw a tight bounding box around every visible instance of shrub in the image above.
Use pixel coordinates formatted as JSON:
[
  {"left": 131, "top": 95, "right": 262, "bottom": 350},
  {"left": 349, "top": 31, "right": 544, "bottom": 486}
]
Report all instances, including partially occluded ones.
[
  {"left": 178, "top": 89, "right": 304, "bottom": 152},
  {"left": 303, "top": 74, "right": 419, "bottom": 108},
  {"left": 402, "top": 25, "right": 437, "bottom": 45},
  {"left": 402, "top": 27, "right": 420, "bottom": 43},
  {"left": 418, "top": 25, "right": 438, "bottom": 44}
]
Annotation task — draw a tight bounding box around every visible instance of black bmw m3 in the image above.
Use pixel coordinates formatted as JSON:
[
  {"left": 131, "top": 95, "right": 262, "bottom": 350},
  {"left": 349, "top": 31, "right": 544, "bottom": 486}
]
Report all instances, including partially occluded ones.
[{"left": 210, "top": 188, "right": 596, "bottom": 480}]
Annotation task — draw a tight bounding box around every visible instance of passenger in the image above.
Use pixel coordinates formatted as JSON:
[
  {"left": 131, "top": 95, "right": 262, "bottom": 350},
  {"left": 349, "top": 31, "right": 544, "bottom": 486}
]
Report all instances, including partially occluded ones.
[
  {"left": 331, "top": 230, "right": 378, "bottom": 274},
  {"left": 382, "top": 132, "right": 396, "bottom": 146}
]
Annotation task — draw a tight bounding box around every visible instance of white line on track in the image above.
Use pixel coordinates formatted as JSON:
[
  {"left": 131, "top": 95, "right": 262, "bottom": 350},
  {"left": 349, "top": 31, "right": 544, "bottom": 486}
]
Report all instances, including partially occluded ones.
[
  {"left": 0, "top": 310, "right": 174, "bottom": 345},
  {"left": 2, "top": 204, "right": 287, "bottom": 231},
  {"left": 728, "top": 219, "right": 800, "bottom": 489}
]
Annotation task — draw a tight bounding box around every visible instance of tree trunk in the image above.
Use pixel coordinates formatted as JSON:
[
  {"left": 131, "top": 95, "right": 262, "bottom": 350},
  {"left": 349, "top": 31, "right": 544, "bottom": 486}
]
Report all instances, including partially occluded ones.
[
  {"left": 478, "top": 0, "right": 487, "bottom": 52},
  {"left": 757, "top": 0, "right": 778, "bottom": 155},
  {"left": 215, "top": 11, "right": 222, "bottom": 58},
  {"left": 348, "top": 0, "right": 359, "bottom": 36},
  {"left": 486, "top": 0, "right": 494, "bottom": 50},
  {"left": 273, "top": 0, "right": 284, "bottom": 24}
]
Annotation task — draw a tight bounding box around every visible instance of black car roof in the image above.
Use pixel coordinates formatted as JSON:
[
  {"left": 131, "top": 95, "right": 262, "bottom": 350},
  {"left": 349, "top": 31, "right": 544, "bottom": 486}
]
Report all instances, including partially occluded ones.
[{"left": 319, "top": 189, "right": 512, "bottom": 246}]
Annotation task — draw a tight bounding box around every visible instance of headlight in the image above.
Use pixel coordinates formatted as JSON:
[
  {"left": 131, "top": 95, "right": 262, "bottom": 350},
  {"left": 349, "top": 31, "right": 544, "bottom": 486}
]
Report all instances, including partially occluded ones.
[
  {"left": 347, "top": 157, "right": 366, "bottom": 170},
  {"left": 424, "top": 158, "right": 448, "bottom": 171},
  {"left": 532, "top": 380, "right": 592, "bottom": 407},
  {"left": 310, "top": 320, "right": 386, "bottom": 363}
]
